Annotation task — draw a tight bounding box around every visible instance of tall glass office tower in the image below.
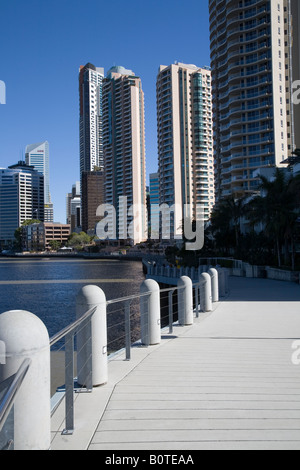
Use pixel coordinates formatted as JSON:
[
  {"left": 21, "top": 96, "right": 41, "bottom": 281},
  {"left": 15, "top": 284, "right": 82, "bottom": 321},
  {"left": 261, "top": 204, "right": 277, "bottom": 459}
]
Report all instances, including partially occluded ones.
[
  {"left": 0, "top": 162, "right": 44, "bottom": 248},
  {"left": 25, "top": 141, "right": 53, "bottom": 222},
  {"left": 209, "top": 0, "right": 294, "bottom": 201}
]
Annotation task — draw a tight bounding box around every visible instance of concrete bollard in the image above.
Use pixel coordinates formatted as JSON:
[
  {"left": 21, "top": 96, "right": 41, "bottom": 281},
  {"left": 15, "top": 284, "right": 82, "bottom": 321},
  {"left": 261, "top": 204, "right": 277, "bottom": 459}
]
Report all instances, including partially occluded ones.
[
  {"left": 0, "top": 310, "right": 50, "bottom": 450},
  {"left": 199, "top": 273, "right": 212, "bottom": 312},
  {"left": 208, "top": 268, "right": 219, "bottom": 302},
  {"left": 177, "top": 276, "right": 193, "bottom": 326},
  {"left": 76, "top": 285, "right": 108, "bottom": 387},
  {"left": 140, "top": 279, "right": 161, "bottom": 346}
]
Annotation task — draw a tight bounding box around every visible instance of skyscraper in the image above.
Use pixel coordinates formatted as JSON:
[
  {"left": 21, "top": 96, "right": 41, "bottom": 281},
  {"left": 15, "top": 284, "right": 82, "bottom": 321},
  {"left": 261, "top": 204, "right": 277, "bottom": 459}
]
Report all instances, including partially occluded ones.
[
  {"left": 149, "top": 172, "right": 160, "bottom": 238},
  {"left": 209, "top": 0, "right": 294, "bottom": 201},
  {"left": 0, "top": 161, "right": 44, "bottom": 248},
  {"left": 25, "top": 141, "right": 53, "bottom": 222},
  {"left": 66, "top": 182, "right": 81, "bottom": 233},
  {"left": 102, "top": 66, "right": 147, "bottom": 245},
  {"left": 157, "top": 62, "right": 214, "bottom": 235},
  {"left": 79, "top": 63, "right": 105, "bottom": 175}
]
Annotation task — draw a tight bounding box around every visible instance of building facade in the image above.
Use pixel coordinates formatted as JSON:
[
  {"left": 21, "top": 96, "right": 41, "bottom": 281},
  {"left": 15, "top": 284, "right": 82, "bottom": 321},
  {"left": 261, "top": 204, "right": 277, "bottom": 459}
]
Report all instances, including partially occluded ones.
[
  {"left": 25, "top": 141, "right": 53, "bottom": 222},
  {"left": 149, "top": 172, "right": 160, "bottom": 238},
  {"left": 81, "top": 170, "right": 105, "bottom": 234},
  {"left": 66, "top": 182, "right": 81, "bottom": 233},
  {"left": 22, "top": 222, "right": 71, "bottom": 251},
  {"left": 79, "top": 63, "right": 105, "bottom": 175},
  {"left": 157, "top": 63, "right": 214, "bottom": 236},
  {"left": 102, "top": 66, "right": 147, "bottom": 245},
  {"left": 209, "top": 0, "right": 294, "bottom": 201},
  {"left": 0, "top": 162, "right": 44, "bottom": 248}
]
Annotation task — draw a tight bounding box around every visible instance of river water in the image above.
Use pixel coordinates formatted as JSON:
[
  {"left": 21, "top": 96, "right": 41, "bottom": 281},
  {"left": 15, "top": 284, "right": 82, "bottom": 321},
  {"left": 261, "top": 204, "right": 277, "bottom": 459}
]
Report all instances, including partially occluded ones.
[{"left": 0, "top": 257, "right": 145, "bottom": 341}]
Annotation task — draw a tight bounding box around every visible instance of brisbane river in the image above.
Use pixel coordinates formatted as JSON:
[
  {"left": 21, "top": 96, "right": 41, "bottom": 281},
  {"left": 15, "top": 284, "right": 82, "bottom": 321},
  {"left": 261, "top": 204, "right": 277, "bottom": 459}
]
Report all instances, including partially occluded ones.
[{"left": 0, "top": 257, "right": 145, "bottom": 341}]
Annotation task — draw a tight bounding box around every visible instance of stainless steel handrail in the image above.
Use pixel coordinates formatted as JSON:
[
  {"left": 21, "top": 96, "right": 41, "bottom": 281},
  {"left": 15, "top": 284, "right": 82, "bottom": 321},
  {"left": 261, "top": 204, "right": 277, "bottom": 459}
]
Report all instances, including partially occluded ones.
[
  {"left": 0, "top": 358, "right": 31, "bottom": 432},
  {"left": 49, "top": 306, "right": 97, "bottom": 346},
  {"left": 49, "top": 280, "right": 204, "bottom": 435}
]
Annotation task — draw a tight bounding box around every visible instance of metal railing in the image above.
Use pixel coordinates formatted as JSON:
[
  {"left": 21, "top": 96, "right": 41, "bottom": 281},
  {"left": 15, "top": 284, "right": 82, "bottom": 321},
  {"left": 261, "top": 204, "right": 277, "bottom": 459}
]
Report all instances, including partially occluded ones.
[
  {"left": 0, "top": 358, "right": 31, "bottom": 450},
  {"left": 0, "top": 267, "right": 227, "bottom": 449},
  {"left": 49, "top": 306, "right": 97, "bottom": 435},
  {"left": 49, "top": 279, "right": 206, "bottom": 435}
]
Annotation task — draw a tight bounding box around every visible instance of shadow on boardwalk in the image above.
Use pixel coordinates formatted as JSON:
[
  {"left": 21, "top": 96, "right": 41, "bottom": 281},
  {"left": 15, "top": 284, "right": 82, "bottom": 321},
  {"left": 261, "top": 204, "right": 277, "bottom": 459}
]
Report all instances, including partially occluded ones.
[{"left": 225, "top": 276, "right": 300, "bottom": 302}]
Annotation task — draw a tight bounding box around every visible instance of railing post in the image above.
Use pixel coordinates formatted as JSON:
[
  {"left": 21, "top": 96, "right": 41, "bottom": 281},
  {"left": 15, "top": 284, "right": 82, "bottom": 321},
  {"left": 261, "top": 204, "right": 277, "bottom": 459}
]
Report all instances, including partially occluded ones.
[
  {"left": 168, "top": 288, "right": 176, "bottom": 334},
  {"left": 217, "top": 268, "right": 226, "bottom": 297},
  {"left": 177, "top": 276, "right": 193, "bottom": 326},
  {"left": 194, "top": 284, "right": 200, "bottom": 318},
  {"left": 76, "top": 285, "right": 108, "bottom": 388},
  {"left": 140, "top": 279, "right": 161, "bottom": 346},
  {"left": 208, "top": 268, "right": 219, "bottom": 303},
  {"left": 199, "top": 273, "right": 213, "bottom": 312},
  {"left": 124, "top": 300, "right": 132, "bottom": 361},
  {"left": 0, "top": 310, "right": 50, "bottom": 450}
]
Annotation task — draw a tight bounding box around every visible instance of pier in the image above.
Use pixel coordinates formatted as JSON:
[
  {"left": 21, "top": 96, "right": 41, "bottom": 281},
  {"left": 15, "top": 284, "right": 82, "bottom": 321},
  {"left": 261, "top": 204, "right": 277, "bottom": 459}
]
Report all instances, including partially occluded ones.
[{"left": 1, "top": 272, "right": 300, "bottom": 450}]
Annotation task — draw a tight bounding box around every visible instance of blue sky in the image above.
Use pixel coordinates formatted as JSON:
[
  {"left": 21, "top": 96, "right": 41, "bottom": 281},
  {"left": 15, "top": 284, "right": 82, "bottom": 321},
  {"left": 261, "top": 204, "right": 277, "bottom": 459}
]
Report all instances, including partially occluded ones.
[{"left": 0, "top": 0, "right": 210, "bottom": 223}]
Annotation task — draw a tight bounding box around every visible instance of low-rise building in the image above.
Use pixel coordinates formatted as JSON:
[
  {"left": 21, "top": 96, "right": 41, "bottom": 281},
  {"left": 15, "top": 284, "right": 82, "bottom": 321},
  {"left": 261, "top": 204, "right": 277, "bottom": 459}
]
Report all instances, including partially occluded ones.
[{"left": 23, "top": 222, "right": 71, "bottom": 251}]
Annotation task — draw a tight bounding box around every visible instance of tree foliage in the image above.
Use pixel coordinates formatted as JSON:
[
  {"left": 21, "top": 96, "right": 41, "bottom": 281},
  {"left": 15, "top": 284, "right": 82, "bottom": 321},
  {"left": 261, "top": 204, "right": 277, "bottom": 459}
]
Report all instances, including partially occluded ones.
[{"left": 208, "top": 168, "right": 300, "bottom": 268}]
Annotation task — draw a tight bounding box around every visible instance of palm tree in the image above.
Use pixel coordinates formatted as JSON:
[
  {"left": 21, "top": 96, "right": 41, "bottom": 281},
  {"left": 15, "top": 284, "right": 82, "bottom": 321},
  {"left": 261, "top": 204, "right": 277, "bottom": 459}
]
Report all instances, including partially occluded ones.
[
  {"left": 211, "top": 196, "right": 246, "bottom": 257},
  {"left": 246, "top": 168, "right": 300, "bottom": 268}
]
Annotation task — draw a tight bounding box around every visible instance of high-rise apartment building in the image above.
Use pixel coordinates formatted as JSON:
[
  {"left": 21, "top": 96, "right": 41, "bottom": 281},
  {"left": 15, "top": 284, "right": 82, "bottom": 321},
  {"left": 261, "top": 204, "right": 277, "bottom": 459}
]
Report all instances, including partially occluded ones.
[
  {"left": 290, "top": 0, "right": 300, "bottom": 151},
  {"left": 79, "top": 63, "right": 105, "bottom": 175},
  {"left": 157, "top": 63, "right": 214, "bottom": 235},
  {"left": 0, "top": 161, "right": 44, "bottom": 248},
  {"left": 149, "top": 172, "right": 160, "bottom": 238},
  {"left": 25, "top": 141, "right": 53, "bottom": 222},
  {"left": 102, "top": 66, "right": 147, "bottom": 245},
  {"left": 209, "top": 0, "right": 294, "bottom": 200}
]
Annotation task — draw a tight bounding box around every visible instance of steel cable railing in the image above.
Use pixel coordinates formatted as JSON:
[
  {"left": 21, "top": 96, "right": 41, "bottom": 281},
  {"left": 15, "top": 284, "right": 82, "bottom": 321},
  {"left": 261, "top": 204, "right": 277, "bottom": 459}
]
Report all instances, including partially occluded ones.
[
  {"left": 0, "top": 358, "right": 31, "bottom": 450},
  {"left": 0, "top": 267, "right": 225, "bottom": 447}
]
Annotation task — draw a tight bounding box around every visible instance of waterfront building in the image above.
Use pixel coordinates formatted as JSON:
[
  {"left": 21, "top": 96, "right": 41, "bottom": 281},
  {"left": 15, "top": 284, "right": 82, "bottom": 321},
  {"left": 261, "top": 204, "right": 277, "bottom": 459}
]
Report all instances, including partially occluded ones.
[
  {"left": 149, "top": 172, "right": 160, "bottom": 238},
  {"left": 25, "top": 141, "right": 53, "bottom": 222},
  {"left": 102, "top": 66, "right": 147, "bottom": 245},
  {"left": 290, "top": 0, "right": 300, "bottom": 150},
  {"left": 66, "top": 182, "right": 81, "bottom": 233},
  {"left": 157, "top": 62, "right": 214, "bottom": 236},
  {"left": 79, "top": 63, "right": 105, "bottom": 175},
  {"left": 81, "top": 170, "right": 105, "bottom": 235},
  {"left": 22, "top": 222, "right": 71, "bottom": 251},
  {"left": 209, "top": 0, "right": 296, "bottom": 201},
  {"left": 0, "top": 161, "right": 44, "bottom": 249}
]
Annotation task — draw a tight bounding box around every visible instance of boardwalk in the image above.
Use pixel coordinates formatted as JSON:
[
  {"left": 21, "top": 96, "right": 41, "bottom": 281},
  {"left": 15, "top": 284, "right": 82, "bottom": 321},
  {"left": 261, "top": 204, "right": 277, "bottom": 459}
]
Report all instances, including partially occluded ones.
[{"left": 51, "top": 276, "right": 300, "bottom": 451}]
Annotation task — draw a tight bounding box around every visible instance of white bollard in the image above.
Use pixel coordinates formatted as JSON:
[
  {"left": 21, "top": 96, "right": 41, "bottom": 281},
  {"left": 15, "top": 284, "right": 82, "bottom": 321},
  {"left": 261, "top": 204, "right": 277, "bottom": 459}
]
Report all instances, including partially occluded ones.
[
  {"left": 0, "top": 310, "right": 50, "bottom": 450},
  {"left": 200, "top": 273, "right": 212, "bottom": 312},
  {"left": 76, "top": 285, "right": 108, "bottom": 387},
  {"left": 140, "top": 279, "right": 161, "bottom": 346},
  {"left": 177, "top": 276, "right": 194, "bottom": 326},
  {"left": 208, "top": 268, "right": 219, "bottom": 303}
]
